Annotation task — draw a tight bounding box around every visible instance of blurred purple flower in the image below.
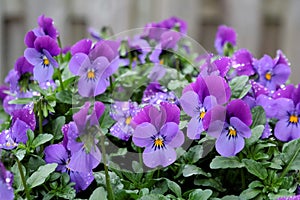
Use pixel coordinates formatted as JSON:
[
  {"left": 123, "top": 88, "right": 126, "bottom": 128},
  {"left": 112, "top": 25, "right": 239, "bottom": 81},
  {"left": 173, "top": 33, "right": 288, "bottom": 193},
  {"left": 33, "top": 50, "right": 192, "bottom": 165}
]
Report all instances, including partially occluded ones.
[
  {"left": 143, "top": 17, "right": 187, "bottom": 41},
  {"left": 142, "top": 82, "right": 179, "bottom": 105},
  {"left": 110, "top": 101, "right": 140, "bottom": 141},
  {"left": 232, "top": 49, "right": 256, "bottom": 76},
  {"left": 255, "top": 50, "right": 291, "bottom": 91},
  {"left": 67, "top": 102, "right": 105, "bottom": 172},
  {"left": 132, "top": 102, "right": 184, "bottom": 168},
  {"left": 204, "top": 99, "right": 252, "bottom": 157},
  {"left": 24, "top": 36, "right": 60, "bottom": 84},
  {"left": 5, "top": 69, "right": 20, "bottom": 93},
  {"left": 14, "top": 56, "right": 34, "bottom": 75},
  {"left": 214, "top": 25, "right": 237, "bottom": 55},
  {"left": 199, "top": 55, "right": 231, "bottom": 77},
  {"left": 34, "top": 15, "right": 58, "bottom": 39},
  {"left": 277, "top": 195, "right": 300, "bottom": 200},
  {"left": 45, "top": 142, "right": 94, "bottom": 192},
  {"left": 0, "top": 85, "right": 9, "bottom": 101},
  {"left": 0, "top": 162, "right": 14, "bottom": 200}
]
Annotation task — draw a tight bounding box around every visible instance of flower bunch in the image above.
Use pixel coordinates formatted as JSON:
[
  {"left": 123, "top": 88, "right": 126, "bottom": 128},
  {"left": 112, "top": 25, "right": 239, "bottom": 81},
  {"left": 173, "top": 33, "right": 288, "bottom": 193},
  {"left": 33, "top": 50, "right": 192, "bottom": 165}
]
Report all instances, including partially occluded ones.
[{"left": 0, "top": 15, "right": 299, "bottom": 200}]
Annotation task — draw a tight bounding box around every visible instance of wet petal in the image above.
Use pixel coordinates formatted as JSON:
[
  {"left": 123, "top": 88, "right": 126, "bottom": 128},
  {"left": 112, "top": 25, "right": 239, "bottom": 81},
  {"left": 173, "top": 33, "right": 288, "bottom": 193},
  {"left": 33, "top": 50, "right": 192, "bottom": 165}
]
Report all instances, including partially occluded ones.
[
  {"left": 69, "top": 171, "right": 94, "bottom": 192},
  {"left": 179, "top": 91, "right": 199, "bottom": 117},
  {"left": 133, "top": 122, "right": 157, "bottom": 147},
  {"left": 44, "top": 144, "right": 68, "bottom": 171},
  {"left": 143, "top": 146, "right": 177, "bottom": 168},
  {"left": 216, "top": 132, "right": 245, "bottom": 157}
]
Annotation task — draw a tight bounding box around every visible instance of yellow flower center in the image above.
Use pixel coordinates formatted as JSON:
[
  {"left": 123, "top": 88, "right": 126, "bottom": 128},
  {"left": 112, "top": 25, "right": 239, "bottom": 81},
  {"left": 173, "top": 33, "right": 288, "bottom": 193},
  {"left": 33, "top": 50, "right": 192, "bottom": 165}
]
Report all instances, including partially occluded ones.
[
  {"left": 154, "top": 138, "right": 164, "bottom": 148},
  {"left": 43, "top": 58, "right": 50, "bottom": 66},
  {"left": 265, "top": 72, "right": 272, "bottom": 81},
  {"left": 159, "top": 59, "right": 164, "bottom": 65},
  {"left": 125, "top": 116, "right": 132, "bottom": 125},
  {"left": 228, "top": 127, "right": 237, "bottom": 137},
  {"left": 199, "top": 111, "right": 206, "bottom": 119},
  {"left": 289, "top": 115, "right": 298, "bottom": 124},
  {"left": 87, "top": 69, "right": 95, "bottom": 79}
]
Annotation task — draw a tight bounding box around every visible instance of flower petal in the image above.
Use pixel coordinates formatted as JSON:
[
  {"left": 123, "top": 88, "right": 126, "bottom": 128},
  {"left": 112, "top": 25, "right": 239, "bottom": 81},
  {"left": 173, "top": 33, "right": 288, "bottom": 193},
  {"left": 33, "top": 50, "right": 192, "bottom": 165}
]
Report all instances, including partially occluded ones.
[
  {"left": 143, "top": 146, "right": 177, "bottom": 168},
  {"left": 216, "top": 131, "right": 245, "bottom": 157},
  {"left": 187, "top": 117, "right": 204, "bottom": 140},
  {"left": 132, "top": 122, "right": 157, "bottom": 147},
  {"left": 230, "top": 117, "right": 251, "bottom": 138},
  {"left": 33, "top": 64, "right": 54, "bottom": 83},
  {"left": 69, "top": 171, "right": 94, "bottom": 192},
  {"left": 24, "top": 48, "right": 42, "bottom": 66},
  {"left": 44, "top": 144, "right": 68, "bottom": 171},
  {"left": 226, "top": 99, "right": 252, "bottom": 126},
  {"left": 179, "top": 91, "right": 199, "bottom": 117}
]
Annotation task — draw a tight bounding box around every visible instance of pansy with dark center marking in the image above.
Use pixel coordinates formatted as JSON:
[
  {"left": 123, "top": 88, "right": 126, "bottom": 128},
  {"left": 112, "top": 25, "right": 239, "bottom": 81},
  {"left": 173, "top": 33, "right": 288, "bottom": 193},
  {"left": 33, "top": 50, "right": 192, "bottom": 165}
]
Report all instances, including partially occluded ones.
[
  {"left": 255, "top": 50, "right": 291, "bottom": 91},
  {"left": 24, "top": 36, "right": 60, "bottom": 84},
  {"left": 204, "top": 99, "right": 252, "bottom": 157},
  {"left": 180, "top": 75, "right": 231, "bottom": 139},
  {"left": 214, "top": 25, "right": 237, "bottom": 55},
  {"left": 132, "top": 102, "right": 184, "bottom": 168}
]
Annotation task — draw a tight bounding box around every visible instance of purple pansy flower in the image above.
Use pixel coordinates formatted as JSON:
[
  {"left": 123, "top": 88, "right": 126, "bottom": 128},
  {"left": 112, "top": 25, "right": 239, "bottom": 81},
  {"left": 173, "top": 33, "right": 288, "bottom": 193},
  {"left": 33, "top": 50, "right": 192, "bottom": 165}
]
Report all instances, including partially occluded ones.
[
  {"left": 0, "top": 162, "right": 14, "bottom": 200},
  {"left": 277, "top": 195, "right": 300, "bottom": 200},
  {"left": 180, "top": 75, "right": 230, "bottom": 139},
  {"left": 119, "top": 37, "right": 151, "bottom": 68},
  {"left": 0, "top": 105, "right": 35, "bottom": 149},
  {"left": 14, "top": 56, "right": 34, "bottom": 75},
  {"left": 199, "top": 55, "right": 231, "bottom": 77},
  {"left": 142, "top": 82, "right": 179, "bottom": 106},
  {"left": 214, "top": 25, "right": 237, "bottom": 55},
  {"left": 67, "top": 102, "right": 105, "bottom": 172},
  {"left": 0, "top": 85, "right": 9, "bottom": 101},
  {"left": 45, "top": 124, "right": 94, "bottom": 192},
  {"left": 24, "top": 36, "right": 60, "bottom": 84},
  {"left": 204, "top": 99, "right": 252, "bottom": 157},
  {"left": 69, "top": 39, "right": 120, "bottom": 97},
  {"left": 143, "top": 17, "right": 187, "bottom": 41},
  {"left": 4, "top": 69, "right": 20, "bottom": 93},
  {"left": 232, "top": 49, "right": 256, "bottom": 76},
  {"left": 110, "top": 101, "right": 140, "bottom": 141},
  {"left": 132, "top": 102, "right": 184, "bottom": 168},
  {"left": 255, "top": 50, "right": 291, "bottom": 91}
]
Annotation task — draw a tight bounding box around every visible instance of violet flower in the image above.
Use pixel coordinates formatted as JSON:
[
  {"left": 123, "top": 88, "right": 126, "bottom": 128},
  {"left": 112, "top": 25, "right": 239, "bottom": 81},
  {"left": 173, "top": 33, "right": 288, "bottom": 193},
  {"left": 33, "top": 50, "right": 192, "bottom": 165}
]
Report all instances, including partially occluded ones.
[
  {"left": 67, "top": 102, "right": 105, "bottom": 172},
  {"left": 204, "top": 99, "right": 252, "bottom": 157},
  {"left": 0, "top": 162, "right": 14, "bottom": 200},
  {"left": 143, "top": 17, "right": 187, "bottom": 41},
  {"left": 214, "top": 25, "right": 237, "bottom": 55},
  {"left": 24, "top": 36, "right": 60, "bottom": 84},
  {"left": 132, "top": 102, "right": 184, "bottom": 168},
  {"left": 14, "top": 56, "right": 34, "bottom": 76},
  {"left": 180, "top": 75, "right": 231, "bottom": 139},
  {"left": 69, "top": 39, "right": 120, "bottom": 97},
  {"left": 232, "top": 49, "right": 256, "bottom": 76},
  {"left": 199, "top": 55, "right": 231, "bottom": 77},
  {"left": 45, "top": 124, "right": 94, "bottom": 192},
  {"left": 0, "top": 85, "right": 9, "bottom": 101},
  {"left": 110, "top": 101, "right": 140, "bottom": 141},
  {"left": 255, "top": 50, "right": 291, "bottom": 91},
  {"left": 142, "top": 82, "right": 179, "bottom": 106}
]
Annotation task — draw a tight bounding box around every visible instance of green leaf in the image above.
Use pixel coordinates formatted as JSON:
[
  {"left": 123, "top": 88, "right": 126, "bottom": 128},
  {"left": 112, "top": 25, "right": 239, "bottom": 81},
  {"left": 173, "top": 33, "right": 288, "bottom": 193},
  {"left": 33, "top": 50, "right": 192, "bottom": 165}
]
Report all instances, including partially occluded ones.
[
  {"left": 239, "top": 188, "right": 261, "bottom": 199},
  {"left": 15, "top": 149, "right": 26, "bottom": 161},
  {"left": 281, "top": 138, "right": 300, "bottom": 170},
  {"left": 139, "top": 194, "right": 168, "bottom": 200},
  {"left": 251, "top": 106, "right": 266, "bottom": 128},
  {"left": 185, "top": 144, "right": 203, "bottom": 164},
  {"left": 11, "top": 163, "right": 26, "bottom": 192},
  {"left": 242, "top": 159, "right": 268, "bottom": 180},
  {"left": 51, "top": 116, "right": 66, "bottom": 141},
  {"left": 229, "top": 76, "right": 249, "bottom": 98},
  {"left": 248, "top": 180, "right": 264, "bottom": 189},
  {"left": 132, "top": 161, "right": 143, "bottom": 173},
  {"left": 194, "top": 178, "right": 225, "bottom": 192},
  {"left": 27, "top": 163, "right": 58, "bottom": 188},
  {"left": 32, "top": 134, "right": 53, "bottom": 148},
  {"left": 182, "top": 164, "right": 210, "bottom": 177},
  {"left": 188, "top": 189, "right": 212, "bottom": 200},
  {"left": 210, "top": 156, "right": 244, "bottom": 169},
  {"left": 56, "top": 90, "right": 74, "bottom": 104},
  {"left": 166, "top": 179, "right": 182, "bottom": 197},
  {"left": 89, "top": 187, "right": 108, "bottom": 200},
  {"left": 239, "top": 84, "right": 252, "bottom": 99},
  {"left": 245, "top": 125, "right": 264, "bottom": 146},
  {"left": 26, "top": 129, "right": 35, "bottom": 144},
  {"left": 8, "top": 98, "right": 34, "bottom": 105}
]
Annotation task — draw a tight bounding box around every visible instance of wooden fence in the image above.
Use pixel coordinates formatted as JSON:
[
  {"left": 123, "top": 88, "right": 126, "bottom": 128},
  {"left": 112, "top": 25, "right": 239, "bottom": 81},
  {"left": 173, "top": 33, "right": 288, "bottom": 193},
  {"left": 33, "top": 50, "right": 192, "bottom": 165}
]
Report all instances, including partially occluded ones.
[{"left": 1, "top": 0, "right": 300, "bottom": 83}]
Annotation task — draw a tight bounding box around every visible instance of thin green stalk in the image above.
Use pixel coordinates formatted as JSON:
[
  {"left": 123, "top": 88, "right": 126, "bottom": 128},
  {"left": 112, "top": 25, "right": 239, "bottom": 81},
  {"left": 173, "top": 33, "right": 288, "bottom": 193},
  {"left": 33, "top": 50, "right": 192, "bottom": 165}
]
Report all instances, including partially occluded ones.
[
  {"left": 279, "top": 146, "right": 300, "bottom": 180},
  {"left": 99, "top": 131, "right": 115, "bottom": 200},
  {"left": 175, "top": 59, "right": 180, "bottom": 79},
  {"left": 109, "top": 76, "right": 113, "bottom": 95},
  {"left": 238, "top": 154, "right": 246, "bottom": 190},
  {"left": 57, "top": 36, "right": 65, "bottom": 91},
  {"left": 138, "top": 147, "right": 143, "bottom": 167},
  {"left": 15, "top": 156, "right": 31, "bottom": 200},
  {"left": 38, "top": 100, "right": 43, "bottom": 134}
]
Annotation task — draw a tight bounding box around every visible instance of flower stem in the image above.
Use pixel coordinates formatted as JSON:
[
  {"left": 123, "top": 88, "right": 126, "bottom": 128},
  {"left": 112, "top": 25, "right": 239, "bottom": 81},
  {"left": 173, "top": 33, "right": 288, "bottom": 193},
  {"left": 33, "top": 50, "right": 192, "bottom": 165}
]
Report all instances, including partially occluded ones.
[
  {"left": 15, "top": 156, "right": 31, "bottom": 200},
  {"left": 238, "top": 154, "right": 246, "bottom": 190},
  {"left": 57, "top": 36, "right": 65, "bottom": 91},
  {"left": 99, "top": 131, "right": 115, "bottom": 200},
  {"left": 109, "top": 76, "right": 113, "bottom": 95},
  {"left": 38, "top": 100, "right": 43, "bottom": 134},
  {"left": 138, "top": 147, "right": 143, "bottom": 167}
]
